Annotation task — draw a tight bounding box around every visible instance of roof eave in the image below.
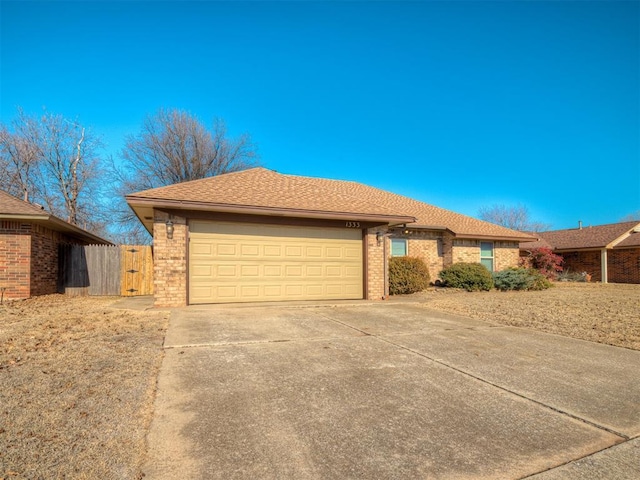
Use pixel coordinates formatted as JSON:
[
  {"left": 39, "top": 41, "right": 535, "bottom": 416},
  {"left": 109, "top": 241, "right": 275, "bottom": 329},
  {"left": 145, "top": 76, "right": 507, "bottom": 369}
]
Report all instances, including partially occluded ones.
[
  {"left": 454, "top": 232, "right": 538, "bottom": 242},
  {"left": 402, "top": 224, "right": 449, "bottom": 231},
  {"left": 0, "top": 213, "right": 49, "bottom": 221},
  {"left": 125, "top": 196, "right": 416, "bottom": 230},
  {"left": 0, "top": 213, "right": 112, "bottom": 245}
]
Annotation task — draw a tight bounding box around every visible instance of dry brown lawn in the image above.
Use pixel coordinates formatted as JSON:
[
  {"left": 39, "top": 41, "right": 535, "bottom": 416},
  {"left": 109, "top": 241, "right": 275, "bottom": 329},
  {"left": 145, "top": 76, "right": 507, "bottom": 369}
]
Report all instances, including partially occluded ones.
[
  {"left": 0, "top": 295, "right": 168, "bottom": 480},
  {"left": 417, "top": 282, "right": 640, "bottom": 351}
]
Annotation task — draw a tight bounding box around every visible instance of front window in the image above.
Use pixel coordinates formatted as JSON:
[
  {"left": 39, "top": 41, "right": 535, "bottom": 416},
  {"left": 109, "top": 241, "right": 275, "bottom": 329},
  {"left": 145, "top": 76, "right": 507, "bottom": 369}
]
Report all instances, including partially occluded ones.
[
  {"left": 391, "top": 238, "right": 407, "bottom": 257},
  {"left": 480, "top": 241, "right": 494, "bottom": 271}
]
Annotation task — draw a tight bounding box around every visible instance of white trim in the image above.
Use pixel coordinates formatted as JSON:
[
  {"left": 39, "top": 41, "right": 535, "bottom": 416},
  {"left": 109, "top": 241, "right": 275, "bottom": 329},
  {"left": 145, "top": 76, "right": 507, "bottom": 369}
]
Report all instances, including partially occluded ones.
[{"left": 601, "top": 248, "right": 608, "bottom": 283}]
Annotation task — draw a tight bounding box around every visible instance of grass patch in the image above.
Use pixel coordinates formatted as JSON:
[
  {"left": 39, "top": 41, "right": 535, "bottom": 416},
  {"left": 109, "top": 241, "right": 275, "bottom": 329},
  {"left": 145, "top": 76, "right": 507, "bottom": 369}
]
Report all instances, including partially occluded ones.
[{"left": 0, "top": 295, "right": 168, "bottom": 479}]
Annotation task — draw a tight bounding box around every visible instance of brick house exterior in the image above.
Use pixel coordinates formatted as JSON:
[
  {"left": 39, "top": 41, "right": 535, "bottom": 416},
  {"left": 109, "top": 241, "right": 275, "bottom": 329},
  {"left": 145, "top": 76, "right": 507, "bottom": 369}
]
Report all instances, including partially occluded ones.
[
  {"left": 520, "top": 221, "right": 640, "bottom": 284},
  {"left": 126, "top": 168, "right": 534, "bottom": 307},
  {"left": 0, "top": 191, "right": 111, "bottom": 300}
]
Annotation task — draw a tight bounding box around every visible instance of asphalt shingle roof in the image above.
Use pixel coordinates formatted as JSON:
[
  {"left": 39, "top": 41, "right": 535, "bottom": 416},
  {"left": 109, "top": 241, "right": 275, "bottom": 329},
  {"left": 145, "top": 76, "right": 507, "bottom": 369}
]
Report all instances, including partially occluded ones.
[
  {"left": 0, "top": 189, "right": 111, "bottom": 245},
  {"left": 0, "top": 190, "right": 48, "bottom": 216},
  {"left": 127, "top": 167, "right": 533, "bottom": 240},
  {"left": 520, "top": 221, "right": 640, "bottom": 250}
]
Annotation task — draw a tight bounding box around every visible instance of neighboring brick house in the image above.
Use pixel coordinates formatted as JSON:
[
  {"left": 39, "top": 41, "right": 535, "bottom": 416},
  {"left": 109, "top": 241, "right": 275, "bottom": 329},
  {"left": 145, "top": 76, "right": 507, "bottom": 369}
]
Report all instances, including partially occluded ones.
[
  {"left": 126, "top": 168, "right": 534, "bottom": 307},
  {"left": 0, "top": 190, "right": 111, "bottom": 300},
  {"left": 520, "top": 221, "right": 640, "bottom": 284}
]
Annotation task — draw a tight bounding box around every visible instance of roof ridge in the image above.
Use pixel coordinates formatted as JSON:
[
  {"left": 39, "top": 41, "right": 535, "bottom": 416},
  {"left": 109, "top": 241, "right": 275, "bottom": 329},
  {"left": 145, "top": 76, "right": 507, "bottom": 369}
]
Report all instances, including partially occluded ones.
[{"left": 539, "top": 220, "right": 640, "bottom": 234}]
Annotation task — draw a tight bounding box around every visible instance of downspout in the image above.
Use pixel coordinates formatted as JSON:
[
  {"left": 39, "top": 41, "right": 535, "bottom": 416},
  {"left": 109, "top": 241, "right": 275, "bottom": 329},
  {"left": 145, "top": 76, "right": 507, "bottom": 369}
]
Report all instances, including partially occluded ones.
[{"left": 601, "top": 248, "right": 608, "bottom": 284}]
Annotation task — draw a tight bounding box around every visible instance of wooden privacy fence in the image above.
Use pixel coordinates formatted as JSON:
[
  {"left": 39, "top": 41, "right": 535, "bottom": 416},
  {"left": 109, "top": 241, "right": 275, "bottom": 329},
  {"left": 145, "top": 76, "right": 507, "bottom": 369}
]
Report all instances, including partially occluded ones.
[{"left": 59, "top": 245, "right": 153, "bottom": 297}]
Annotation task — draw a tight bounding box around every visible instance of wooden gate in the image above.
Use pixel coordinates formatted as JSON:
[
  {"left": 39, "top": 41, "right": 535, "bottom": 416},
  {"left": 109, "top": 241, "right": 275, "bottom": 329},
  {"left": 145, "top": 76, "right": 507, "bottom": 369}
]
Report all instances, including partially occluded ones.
[
  {"left": 120, "top": 246, "right": 153, "bottom": 296},
  {"left": 59, "top": 245, "right": 153, "bottom": 296}
]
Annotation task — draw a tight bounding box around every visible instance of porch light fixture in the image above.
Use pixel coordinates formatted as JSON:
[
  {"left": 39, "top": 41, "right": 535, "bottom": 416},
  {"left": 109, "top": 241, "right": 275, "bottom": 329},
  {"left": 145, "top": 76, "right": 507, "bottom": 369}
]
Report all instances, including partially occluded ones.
[{"left": 165, "top": 220, "right": 174, "bottom": 239}]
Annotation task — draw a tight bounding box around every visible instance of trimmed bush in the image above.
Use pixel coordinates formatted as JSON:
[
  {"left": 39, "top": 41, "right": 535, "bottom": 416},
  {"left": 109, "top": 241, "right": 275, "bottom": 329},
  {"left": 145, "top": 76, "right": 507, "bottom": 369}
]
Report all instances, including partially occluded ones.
[
  {"left": 389, "top": 256, "right": 430, "bottom": 295},
  {"left": 438, "top": 262, "right": 494, "bottom": 291},
  {"left": 493, "top": 267, "right": 552, "bottom": 291}
]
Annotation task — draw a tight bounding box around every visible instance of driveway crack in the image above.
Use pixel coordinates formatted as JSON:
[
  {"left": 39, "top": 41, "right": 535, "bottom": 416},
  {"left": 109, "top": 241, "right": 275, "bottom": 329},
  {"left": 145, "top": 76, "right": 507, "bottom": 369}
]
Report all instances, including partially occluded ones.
[{"left": 315, "top": 312, "right": 630, "bottom": 442}]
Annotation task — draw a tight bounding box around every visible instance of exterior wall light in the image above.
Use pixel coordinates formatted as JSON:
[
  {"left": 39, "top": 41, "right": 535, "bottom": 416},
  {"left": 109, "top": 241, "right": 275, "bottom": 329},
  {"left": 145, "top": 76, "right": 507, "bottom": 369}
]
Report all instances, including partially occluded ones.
[{"left": 166, "top": 220, "right": 174, "bottom": 239}]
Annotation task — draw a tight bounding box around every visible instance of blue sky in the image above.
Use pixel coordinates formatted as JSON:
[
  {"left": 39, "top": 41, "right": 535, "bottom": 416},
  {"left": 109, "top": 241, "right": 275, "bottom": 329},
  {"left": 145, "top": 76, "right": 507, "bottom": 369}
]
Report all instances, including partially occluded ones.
[{"left": 1, "top": 0, "right": 638, "bottom": 229}]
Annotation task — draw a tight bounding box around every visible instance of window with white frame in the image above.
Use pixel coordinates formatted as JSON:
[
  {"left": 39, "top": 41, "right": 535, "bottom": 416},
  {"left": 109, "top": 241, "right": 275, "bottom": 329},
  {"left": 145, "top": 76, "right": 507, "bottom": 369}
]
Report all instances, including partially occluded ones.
[
  {"left": 390, "top": 238, "right": 407, "bottom": 257},
  {"left": 480, "top": 241, "right": 494, "bottom": 271}
]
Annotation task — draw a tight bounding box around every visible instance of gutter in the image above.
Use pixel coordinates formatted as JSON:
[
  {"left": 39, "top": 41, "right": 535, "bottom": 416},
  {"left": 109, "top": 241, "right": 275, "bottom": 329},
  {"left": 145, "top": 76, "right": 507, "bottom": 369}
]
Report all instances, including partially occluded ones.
[{"left": 0, "top": 213, "right": 112, "bottom": 245}]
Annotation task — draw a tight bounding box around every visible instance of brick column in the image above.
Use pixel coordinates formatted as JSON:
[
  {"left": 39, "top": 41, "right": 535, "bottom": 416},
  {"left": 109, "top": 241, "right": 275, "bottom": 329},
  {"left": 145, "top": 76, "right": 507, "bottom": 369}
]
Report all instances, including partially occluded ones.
[
  {"left": 153, "top": 211, "right": 188, "bottom": 307},
  {"left": 366, "top": 228, "right": 386, "bottom": 300}
]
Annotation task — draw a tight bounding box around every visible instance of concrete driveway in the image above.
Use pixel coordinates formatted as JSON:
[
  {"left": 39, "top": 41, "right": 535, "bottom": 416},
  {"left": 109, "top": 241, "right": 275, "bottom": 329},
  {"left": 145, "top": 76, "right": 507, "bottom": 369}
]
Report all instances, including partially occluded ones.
[{"left": 143, "top": 302, "right": 640, "bottom": 479}]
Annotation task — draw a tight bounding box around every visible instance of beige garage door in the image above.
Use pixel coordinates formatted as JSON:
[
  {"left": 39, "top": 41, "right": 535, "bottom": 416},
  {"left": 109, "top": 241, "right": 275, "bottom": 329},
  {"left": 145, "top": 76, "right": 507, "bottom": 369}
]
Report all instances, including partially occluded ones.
[{"left": 189, "top": 221, "right": 363, "bottom": 304}]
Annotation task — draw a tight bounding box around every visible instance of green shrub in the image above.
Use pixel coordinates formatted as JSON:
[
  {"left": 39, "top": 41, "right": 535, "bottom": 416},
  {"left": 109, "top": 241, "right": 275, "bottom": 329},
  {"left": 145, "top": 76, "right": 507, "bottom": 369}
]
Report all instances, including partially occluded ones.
[
  {"left": 493, "top": 267, "right": 552, "bottom": 291},
  {"left": 438, "top": 262, "right": 494, "bottom": 291},
  {"left": 389, "top": 256, "right": 430, "bottom": 295}
]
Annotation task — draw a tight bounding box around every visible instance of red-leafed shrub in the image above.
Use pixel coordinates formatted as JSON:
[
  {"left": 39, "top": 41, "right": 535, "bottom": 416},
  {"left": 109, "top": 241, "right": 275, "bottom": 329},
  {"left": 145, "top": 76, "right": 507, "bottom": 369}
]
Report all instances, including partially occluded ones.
[{"left": 519, "top": 247, "right": 563, "bottom": 280}]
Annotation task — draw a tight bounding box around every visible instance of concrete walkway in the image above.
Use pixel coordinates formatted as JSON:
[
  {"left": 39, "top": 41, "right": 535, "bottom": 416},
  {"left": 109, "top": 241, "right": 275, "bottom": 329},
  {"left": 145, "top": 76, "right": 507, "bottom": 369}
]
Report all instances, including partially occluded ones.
[{"left": 143, "top": 302, "right": 640, "bottom": 479}]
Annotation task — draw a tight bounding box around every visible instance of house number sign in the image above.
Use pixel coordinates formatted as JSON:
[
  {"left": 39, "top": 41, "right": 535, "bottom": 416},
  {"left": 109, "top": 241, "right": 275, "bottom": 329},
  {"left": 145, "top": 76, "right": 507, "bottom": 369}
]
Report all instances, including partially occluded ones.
[{"left": 345, "top": 221, "right": 361, "bottom": 228}]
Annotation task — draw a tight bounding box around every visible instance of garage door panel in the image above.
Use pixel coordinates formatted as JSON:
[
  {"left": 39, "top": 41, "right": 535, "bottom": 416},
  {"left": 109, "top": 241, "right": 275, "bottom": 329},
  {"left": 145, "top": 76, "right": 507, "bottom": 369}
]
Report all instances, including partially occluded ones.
[
  {"left": 264, "top": 245, "right": 282, "bottom": 257},
  {"left": 189, "top": 221, "right": 363, "bottom": 304},
  {"left": 285, "top": 245, "right": 303, "bottom": 257},
  {"left": 264, "top": 285, "right": 282, "bottom": 297},
  {"left": 306, "top": 265, "right": 323, "bottom": 276},
  {"left": 345, "top": 266, "right": 361, "bottom": 277},
  {"left": 264, "top": 265, "right": 282, "bottom": 276},
  {"left": 326, "top": 266, "right": 342, "bottom": 277},
  {"left": 240, "top": 265, "right": 259, "bottom": 276},
  {"left": 215, "top": 265, "right": 236, "bottom": 276},
  {"left": 191, "top": 265, "right": 212, "bottom": 277},
  {"left": 285, "top": 265, "right": 303, "bottom": 276},
  {"left": 191, "top": 242, "right": 213, "bottom": 257},
  {"left": 217, "top": 244, "right": 237, "bottom": 256},
  {"left": 306, "top": 247, "right": 323, "bottom": 257},
  {"left": 285, "top": 285, "right": 304, "bottom": 296}
]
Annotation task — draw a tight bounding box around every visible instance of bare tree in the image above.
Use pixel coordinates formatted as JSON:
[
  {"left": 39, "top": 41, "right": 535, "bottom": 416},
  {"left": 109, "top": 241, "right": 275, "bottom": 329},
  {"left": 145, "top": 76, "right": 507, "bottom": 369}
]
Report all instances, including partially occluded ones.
[
  {"left": 478, "top": 204, "right": 551, "bottom": 232},
  {"left": 111, "top": 108, "right": 259, "bottom": 242},
  {"left": 0, "top": 109, "right": 43, "bottom": 202},
  {"left": 120, "top": 108, "right": 258, "bottom": 191},
  {"left": 0, "top": 108, "right": 107, "bottom": 233},
  {"left": 621, "top": 211, "right": 640, "bottom": 222}
]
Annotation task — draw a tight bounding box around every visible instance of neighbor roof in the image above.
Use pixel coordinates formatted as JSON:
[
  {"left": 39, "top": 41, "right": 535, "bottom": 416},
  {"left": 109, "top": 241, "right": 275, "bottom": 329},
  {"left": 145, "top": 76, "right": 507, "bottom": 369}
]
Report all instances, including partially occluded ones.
[
  {"left": 0, "top": 190, "right": 112, "bottom": 245},
  {"left": 520, "top": 221, "right": 640, "bottom": 251},
  {"left": 0, "top": 190, "right": 49, "bottom": 216},
  {"left": 126, "top": 167, "right": 535, "bottom": 241}
]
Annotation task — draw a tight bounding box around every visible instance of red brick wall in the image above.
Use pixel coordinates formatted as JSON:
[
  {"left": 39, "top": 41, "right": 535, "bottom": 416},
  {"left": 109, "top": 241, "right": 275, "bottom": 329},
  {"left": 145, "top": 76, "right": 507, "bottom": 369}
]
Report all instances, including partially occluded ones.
[
  {"left": 608, "top": 249, "right": 640, "bottom": 284},
  {"left": 561, "top": 251, "right": 602, "bottom": 282},
  {"left": 30, "top": 224, "right": 65, "bottom": 296},
  {"left": 1, "top": 221, "right": 81, "bottom": 299},
  {"left": 0, "top": 221, "right": 31, "bottom": 299}
]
